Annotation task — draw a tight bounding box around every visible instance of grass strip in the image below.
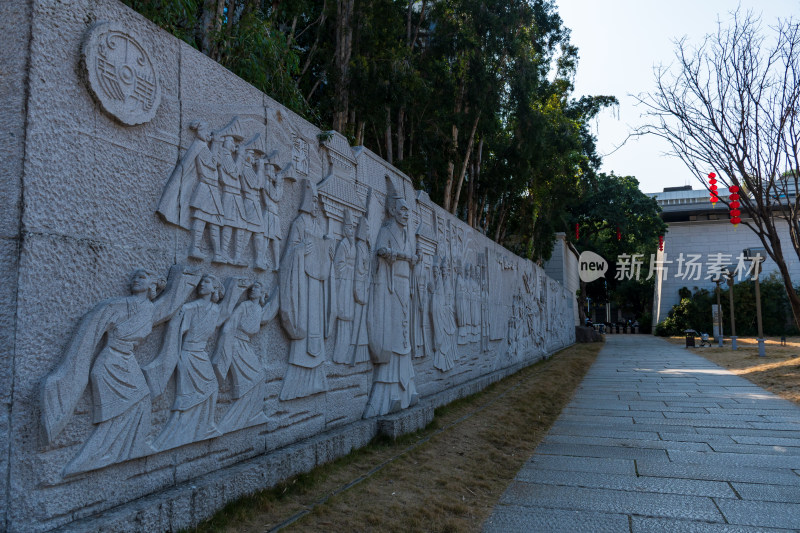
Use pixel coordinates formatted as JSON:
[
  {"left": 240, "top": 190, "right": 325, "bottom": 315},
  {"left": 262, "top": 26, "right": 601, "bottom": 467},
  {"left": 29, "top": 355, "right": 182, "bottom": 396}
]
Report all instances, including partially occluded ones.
[
  {"left": 664, "top": 336, "right": 800, "bottom": 406},
  {"left": 190, "top": 341, "right": 602, "bottom": 533}
]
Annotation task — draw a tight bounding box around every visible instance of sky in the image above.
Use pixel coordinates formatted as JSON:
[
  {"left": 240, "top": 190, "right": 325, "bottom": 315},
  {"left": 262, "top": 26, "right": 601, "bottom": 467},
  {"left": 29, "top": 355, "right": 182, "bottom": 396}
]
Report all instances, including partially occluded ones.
[{"left": 555, "top": 0, "right": 799, "bottom": 194}]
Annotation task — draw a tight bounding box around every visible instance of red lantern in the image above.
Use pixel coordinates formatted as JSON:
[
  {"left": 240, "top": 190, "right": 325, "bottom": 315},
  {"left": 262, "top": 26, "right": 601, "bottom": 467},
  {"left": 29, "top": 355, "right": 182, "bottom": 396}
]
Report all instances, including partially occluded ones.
[
  {"left": 709, "top": 172, "right": 718, "bottom": 205},
  {"left": 729, "top": 185, "right": 741, "bottom": 227},
  {"left": 575, "top": 223, "right": 580, "bottom": 240},
  {"left": 658, "top": 235, "right": 664, "bottom": 252},
  {"left": 617, "top": 227, "right": 621, "bottom": 241}
]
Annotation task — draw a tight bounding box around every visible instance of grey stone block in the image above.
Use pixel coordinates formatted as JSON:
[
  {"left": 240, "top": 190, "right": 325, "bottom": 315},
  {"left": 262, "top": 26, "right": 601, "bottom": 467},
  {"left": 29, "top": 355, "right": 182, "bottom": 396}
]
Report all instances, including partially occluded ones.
[
  {"left": 631, "top": 516, "right": 789, "bottom": 532},
  {"left": 535, "top": 442, "right": 670, "bottom": 462},
  {"left": 525, "top": 455, "right": 637, "bottom": 476},
  {"left": 636, "top": 460, "right": 800, "bottom": 486},
  {"left": 714, "top": 498, "right": 800, "bottom": 529},
  {"left": 376, "top": 404, "right": 434, "bottom": 439},
  {"left": 499, "top": 481, "right": 724, "bottom": 521},
  {"left": 483, "top": 505, "right": 629, "bottom": 533},
  {"left": 515, "top": 468, "right": 735, "bottom": 498},
  {"left": 667, "top": 449, "right": 800, "bottom": 469},
  {"left": 731, "top": 481, "right": 800, "bottom": 504},
  {"left": 543, "top": 433, "right": 713, "bottom": 452}
]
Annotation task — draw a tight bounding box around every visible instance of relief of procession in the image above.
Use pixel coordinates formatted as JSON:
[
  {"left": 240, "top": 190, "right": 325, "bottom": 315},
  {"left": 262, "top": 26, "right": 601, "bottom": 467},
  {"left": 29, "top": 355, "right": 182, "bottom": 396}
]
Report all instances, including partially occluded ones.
[{"left": 40, "top": 115, "right": 569, "bottom": 476}]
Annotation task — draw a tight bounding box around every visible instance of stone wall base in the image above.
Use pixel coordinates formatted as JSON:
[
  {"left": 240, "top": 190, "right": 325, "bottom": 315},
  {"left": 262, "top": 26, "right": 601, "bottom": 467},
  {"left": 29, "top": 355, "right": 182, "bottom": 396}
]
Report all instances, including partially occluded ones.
[{"left": 54, "top": 347, "right": 566, "bottom": 532}]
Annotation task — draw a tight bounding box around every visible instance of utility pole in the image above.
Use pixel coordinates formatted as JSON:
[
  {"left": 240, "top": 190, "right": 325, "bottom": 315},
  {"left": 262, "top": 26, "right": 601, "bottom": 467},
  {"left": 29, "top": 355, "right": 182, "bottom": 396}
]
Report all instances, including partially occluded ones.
[
  {"left": 753, "top": 255, "right": 765, "bottom": 357},
  {"left": 727, "top": 268, "right": 737, "bottom": 350},
  {"left": 714, "top": 278, "right": 724, "bottom": 347}
]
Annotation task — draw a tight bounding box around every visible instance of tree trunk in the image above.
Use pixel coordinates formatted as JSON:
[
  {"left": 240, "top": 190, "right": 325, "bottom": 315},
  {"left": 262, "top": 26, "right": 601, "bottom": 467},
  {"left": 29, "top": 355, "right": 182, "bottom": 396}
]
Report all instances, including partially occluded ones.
[
  {"left": 384, "top": 105, "right": 393, "bottom": 165},
  {"left": 577, "top": 280, "right": 587, "bottom": 324},
  {"left": 355, "top": 120, "right": 365, "bottom": 146},
  {"left": 450, "top": 112, "right": 481, "bottom": 215},
  {"left": 332, "top": 0, "right": 354, "bottom": 132},
  {"left": 494, "top": 202, "right": 507, "bottom": 242},
  {"left": 397, "top": 106, "right": 405, "bottom": 162},
  {"left": 201, "top": 0, "right": 224, "bottom": 57},
  {"left": 442, "top": 124, "right": 457, "bottom": 212}
]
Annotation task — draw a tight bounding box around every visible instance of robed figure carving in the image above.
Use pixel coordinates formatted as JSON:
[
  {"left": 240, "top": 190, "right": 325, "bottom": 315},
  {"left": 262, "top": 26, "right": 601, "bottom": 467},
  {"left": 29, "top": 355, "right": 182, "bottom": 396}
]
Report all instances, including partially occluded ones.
[
  {"left": 331, "top": 210, "right": 358, "bottom": 364},
  {"left": 144, "top": 275, "right": 246, "bottom": 451},
  {"left": 430, "top": 259, "right": 456, "bottom": 372},
  {"left": 40, "top": 266, "right": 200, "bottom": 475},
  {"left": 364, "top": 176, "right": 420, "bottom": 418},
  {"left": 480, "top": 275, "right": 490, "bottom": 353},
  {"left": 212, "top": 281, "right": 278, "bottom": 433},
  {"left": 469, "top": 265, "right": 481, "bottom": 342},
  {"left": 350, "top": 213, "right": 372, "bottom": 365},
  {"left": 157, "top": 121, "right": 225, "bottom": 262},
  {"left": 411, "top": 255, "right": 431, "bottom": 359},
  {"left": 279, "top": 179, "right": 334, "bottom": 400},
  {"left": 454, "top": 261, "right": 469, "bottom": 345}
]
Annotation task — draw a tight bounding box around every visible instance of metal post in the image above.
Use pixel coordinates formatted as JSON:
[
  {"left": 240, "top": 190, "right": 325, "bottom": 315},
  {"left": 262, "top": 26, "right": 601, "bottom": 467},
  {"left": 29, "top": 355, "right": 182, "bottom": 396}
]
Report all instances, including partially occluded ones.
[
  {"left": 753, "top": 257, "right": 765, "bottom": 357},
  {"left": 715, "top": 279, "right": 723, "bottom": 347},
  {"left": 727, "top": 271, "right": 737, "bottom": 350}
]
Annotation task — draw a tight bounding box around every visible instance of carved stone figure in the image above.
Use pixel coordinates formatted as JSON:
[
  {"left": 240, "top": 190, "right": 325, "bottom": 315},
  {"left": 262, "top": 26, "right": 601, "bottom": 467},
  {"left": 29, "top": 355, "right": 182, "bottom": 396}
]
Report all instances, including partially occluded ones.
[
  {"left": 441, "top": 257, "right": 459, "bottom": 360},
  {"left": 429, "top": 259, "right": 456, "bottom": 372},
  {"left": 260, "top": 152, "right": 287, "bottom": 271},
  {"left": 158, "top": 121, "right": 225, "bottom": 262},
  {"left": 350, "top": 213, "right": 372, "bottom": 365},
  {"left": 279, "top": 179, "right": 334, "bottom": 400},
  {"left": 41, "top": 266, "right": 199, "bottom": 474},
  {"left": 364, "top": 176, "right": 419, "bottom": 417},
  {"left": 217, "top": 130, "right": 248, "bottom": 265},
  {"left": 471, "top": 265, "right": 481, "bottom": 342},
  {"left": 238, "top": 135, "right": 268, "bottom": 270},
  {"left": 212, "top": 281, "right": 279, "bottom": 433},
  {"left": 331, "top": 210, "right": 357, "bottom": 364},
  {"left": 480, "top": 275, "right": 490, "bottom": 353},
  {"left": 144, "top": 275, "right": 246, "bottom": 451},
  {"left": 411, "top": 259, "right": 430, "bottom": 358},
  {"left": 454, "top": 261, "right": 469, "bottom": 345}
]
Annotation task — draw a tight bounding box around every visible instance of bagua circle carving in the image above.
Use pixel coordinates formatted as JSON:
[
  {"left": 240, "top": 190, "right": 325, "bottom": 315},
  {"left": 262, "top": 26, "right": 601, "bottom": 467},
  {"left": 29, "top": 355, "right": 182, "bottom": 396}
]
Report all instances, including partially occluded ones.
[{"left": 82, "top": 22, "right": 161, "bottom": 126}]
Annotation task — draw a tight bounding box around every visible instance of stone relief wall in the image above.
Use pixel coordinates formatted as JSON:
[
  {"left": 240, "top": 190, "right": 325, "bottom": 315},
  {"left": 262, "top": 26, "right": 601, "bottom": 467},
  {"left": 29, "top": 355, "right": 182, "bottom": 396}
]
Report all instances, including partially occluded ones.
[{"left": 1, "top": 1, "right": 575, "bottom": 531}]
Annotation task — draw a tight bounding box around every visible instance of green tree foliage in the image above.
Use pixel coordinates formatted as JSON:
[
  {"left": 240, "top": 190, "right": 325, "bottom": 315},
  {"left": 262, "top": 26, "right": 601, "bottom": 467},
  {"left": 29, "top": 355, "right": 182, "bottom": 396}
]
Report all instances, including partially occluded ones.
[
  {"left": 655, "top": 274, "right": 799, "bottom": 337},
  {"left": 125, "top": 0, "right": 615, "bottom": 260},
  {"left": 569, "top": 173, "right": 666, "bottom": 326}
]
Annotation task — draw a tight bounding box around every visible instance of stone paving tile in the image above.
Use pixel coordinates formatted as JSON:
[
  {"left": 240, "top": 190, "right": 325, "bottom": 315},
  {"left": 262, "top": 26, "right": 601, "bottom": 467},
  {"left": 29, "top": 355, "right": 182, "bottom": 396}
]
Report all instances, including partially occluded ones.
[
  {"left": 561, "top": 408, "right": 671, "bottom": 418},
  {"left": 534, "top": 442, "right": 670, "bottom": 462},
  {"left": 707, "top": 407, "right": 800, "bottom": 415},
  {"left": 656, "top": 432, "right": 737, "bottom": 445},
  {"left": 732, "top": 482, "right": 800, "bottom": 504},
  {"left": 668, "top": 449, "right": 800, "bottom": 469},
  {"left": 631, "top": 516, "right": 794, "bottom": 532},
  {"left": 714, "top": 498, "right": 800, "bottom": 529},
  {"left": 661, "top": 411, "right": 768, "bottom": 421},
  {"left": 636, "top": 460, "right": 800, "bottom": 485},
  {"left": 484, "top": 505, "right": 629, "bottom": 533},
  {"left": 701, "top": 427, "right": 800, "bottom": 438},
  {"left": 549, "top": 425, "right": 663, "bottom": 441},
  {"left": 514, "top": 468, "right": 735, "bottom": 498},
  {"left": 732, "top": 435, "right": 800, "bottom": 446},
  {"left": 499, "top": 482, "right": 724, "bottom": 521},
  {"left": 485, "top": 336, "right": 800, "bottom": 531},
  {"left": 708, "top": 442, "right": 800, "bottom": 456},
  {"left": 523, "top": 455, "right": 637, "bottom": 475},
  {"left": 542, "top": 433, "right": 713, "bottom": 452},
  {"left": 633, "top": 416, "right": 756, "bottom": 429}
]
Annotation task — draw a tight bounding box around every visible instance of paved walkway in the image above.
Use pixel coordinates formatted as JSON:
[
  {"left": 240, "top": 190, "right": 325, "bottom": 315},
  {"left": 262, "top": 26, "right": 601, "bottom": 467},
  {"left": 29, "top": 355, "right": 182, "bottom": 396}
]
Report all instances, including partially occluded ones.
[{"left": 484, "top": 335, "right": 800, "bottom": 532}]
